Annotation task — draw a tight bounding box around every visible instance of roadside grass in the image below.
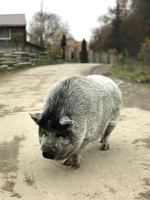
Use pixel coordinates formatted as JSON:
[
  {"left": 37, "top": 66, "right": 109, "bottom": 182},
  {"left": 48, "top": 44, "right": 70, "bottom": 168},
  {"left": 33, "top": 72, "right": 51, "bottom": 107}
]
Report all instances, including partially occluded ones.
[
  {"left": 33, "top": 57, "right": 54, "bottom": 66},
  {"left": 112, "top": 64, "right": 150, "bottom": 83}
]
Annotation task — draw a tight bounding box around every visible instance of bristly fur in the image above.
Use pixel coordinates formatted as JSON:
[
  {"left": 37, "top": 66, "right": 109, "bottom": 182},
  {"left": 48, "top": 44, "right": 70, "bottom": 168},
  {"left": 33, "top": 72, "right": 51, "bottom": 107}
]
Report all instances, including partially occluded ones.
[
  {"left": 31, "top": 75, "right": 122, "bottom": 167},
  {"left": 42, "top": 75, "right": 122, "bottom": 127}
]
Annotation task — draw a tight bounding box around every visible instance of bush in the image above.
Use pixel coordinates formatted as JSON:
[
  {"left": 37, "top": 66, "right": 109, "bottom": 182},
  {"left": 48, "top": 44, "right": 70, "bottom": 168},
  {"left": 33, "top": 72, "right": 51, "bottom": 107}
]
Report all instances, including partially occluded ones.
[
  {"left": 80, "top": 39, "right": 88, "bottom": 63},
  {"left": 139, "top": 37, "right": 150, "bottom": 65},
  {"left": 33, "top": 57, "right": 53, "bottom": 66},
  {"left": 112, "top": 64, "right": 150, "bottom": 83}
]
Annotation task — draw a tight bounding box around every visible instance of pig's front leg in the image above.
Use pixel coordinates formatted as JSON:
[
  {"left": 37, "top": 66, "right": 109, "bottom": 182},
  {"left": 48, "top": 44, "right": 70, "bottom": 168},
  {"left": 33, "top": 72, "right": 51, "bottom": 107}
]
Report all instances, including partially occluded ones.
[
  {"left": 63, "top": 139, "right": 90, "bottom": 168},
  {"left": 63, "top": 153, "right": 81, "bottom": 168}
]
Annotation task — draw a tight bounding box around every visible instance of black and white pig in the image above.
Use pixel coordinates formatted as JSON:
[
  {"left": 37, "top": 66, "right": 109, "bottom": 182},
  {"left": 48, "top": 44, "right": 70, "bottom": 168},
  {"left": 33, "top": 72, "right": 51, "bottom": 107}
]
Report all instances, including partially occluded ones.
[{"left": 30, "top": 75, "right": 122, "bottom": 168}]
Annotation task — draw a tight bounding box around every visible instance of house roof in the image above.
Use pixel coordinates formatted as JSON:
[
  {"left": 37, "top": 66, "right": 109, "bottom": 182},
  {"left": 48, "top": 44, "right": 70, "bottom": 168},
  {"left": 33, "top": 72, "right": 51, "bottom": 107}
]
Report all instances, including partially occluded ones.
[
  {"left": 67, "top": 40, "right": 81, "bottom": 48},
  {"left": 0, "top": 14, "right": 26, "bottom": 26},
  {"left": 67, "top": 39, "right": 81, "bottom": 51}
]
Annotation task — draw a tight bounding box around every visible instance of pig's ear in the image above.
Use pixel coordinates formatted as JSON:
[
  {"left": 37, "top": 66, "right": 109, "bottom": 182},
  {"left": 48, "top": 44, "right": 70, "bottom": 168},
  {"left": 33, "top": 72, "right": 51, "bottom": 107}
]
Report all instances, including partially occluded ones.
[
  {"left": 29, "top": 113, "right": 42, "bottom": 125},
  {"left": 59, "top": 116, "right": 73, "bottom": 126}
]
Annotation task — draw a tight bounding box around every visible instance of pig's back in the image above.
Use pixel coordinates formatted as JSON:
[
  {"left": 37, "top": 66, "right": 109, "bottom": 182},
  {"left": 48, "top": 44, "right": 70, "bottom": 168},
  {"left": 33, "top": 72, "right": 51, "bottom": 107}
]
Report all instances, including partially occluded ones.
[{"left": 43, "top": 75, "right": 122, "bottom": 121}]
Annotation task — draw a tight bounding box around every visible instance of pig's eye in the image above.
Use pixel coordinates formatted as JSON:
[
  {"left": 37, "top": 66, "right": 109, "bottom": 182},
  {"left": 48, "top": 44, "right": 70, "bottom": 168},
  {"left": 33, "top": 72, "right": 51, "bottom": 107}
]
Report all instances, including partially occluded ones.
[
  {"left": 56, "top": 131, "right": 70, "bottom": 138},
  {"left": 55, "top": 133, "right": 62, "bottom": 138}
]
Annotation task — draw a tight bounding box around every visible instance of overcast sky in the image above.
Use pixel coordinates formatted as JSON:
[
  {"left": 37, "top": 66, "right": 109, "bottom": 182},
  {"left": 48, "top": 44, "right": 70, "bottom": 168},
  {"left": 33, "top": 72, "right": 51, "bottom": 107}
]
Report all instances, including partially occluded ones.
[{"left": 0, "top": 0, "right": 116, "bottom": 41}]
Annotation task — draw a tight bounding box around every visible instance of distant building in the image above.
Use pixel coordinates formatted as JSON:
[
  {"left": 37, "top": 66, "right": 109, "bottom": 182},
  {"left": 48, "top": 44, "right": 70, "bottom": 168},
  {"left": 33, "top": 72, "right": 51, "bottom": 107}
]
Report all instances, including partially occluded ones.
[
  {"left": 0, "top": 14, "right": 26, "bottom": 47},
  {"left": 65, "top": 39, "right": 81, "bottom": 62},
  {"left": 0, "top": 14, "right": 41, "bottom": 52}
]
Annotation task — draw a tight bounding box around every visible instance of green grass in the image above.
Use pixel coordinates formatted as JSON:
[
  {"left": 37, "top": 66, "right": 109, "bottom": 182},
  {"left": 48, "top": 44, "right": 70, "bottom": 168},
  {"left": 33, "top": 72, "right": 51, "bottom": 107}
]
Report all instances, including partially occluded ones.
[
  {"left": 112, "top": 64, "right": 150, "bottom": 83},
  {"left": 33, "top": 57, "right": 54, "bottom": 66}
]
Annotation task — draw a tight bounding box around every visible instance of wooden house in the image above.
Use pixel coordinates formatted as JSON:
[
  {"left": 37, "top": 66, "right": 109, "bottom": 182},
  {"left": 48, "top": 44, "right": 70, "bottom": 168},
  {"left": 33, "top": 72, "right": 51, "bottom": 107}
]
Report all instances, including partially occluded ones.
[{"left": 0, "top": 14, "right": 26, "bottom": 48}]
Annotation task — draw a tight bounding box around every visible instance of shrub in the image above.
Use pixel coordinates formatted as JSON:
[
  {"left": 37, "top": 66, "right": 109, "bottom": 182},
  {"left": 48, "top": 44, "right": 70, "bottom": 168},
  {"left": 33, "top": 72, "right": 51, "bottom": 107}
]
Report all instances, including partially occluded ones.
[
  {"left": 139, "top": 37, "right": 150, "bottom": 65},
  {"left": 80, "top": 39, "right": 88, "bottom": 63}
]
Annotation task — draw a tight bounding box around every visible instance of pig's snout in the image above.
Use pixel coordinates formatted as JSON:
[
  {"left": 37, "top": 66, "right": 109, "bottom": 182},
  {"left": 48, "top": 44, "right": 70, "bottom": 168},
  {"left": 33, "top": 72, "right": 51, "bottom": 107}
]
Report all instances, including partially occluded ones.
[{"left": 42, "top": 147, "right": 56, "bottom": 160}]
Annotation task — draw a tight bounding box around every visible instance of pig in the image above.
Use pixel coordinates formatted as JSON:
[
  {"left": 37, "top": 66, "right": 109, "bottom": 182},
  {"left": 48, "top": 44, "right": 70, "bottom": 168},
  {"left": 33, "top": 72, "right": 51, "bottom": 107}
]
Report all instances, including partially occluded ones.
[{"left": 30, "top": 75, "right": 122, "bottom": 168}]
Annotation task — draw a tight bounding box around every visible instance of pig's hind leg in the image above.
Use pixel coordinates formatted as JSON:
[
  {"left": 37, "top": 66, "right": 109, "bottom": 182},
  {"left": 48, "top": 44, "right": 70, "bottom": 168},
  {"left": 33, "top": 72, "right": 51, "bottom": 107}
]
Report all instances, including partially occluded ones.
[
  {"left": 100, "top": 110, "right": 120, "bottom": 151},
  {"left": 100, "top": 123, "right": 115, "bottom": 151}
]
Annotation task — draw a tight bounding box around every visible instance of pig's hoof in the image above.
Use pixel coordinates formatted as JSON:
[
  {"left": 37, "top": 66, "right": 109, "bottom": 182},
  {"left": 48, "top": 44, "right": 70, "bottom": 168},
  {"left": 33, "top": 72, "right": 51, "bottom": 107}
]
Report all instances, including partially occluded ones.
[
  {"left": 63, "top": 156, "right": 80, "bottom": 168},
  {"left": 100, "top": 143, "right": 110, "bottom": 151}
]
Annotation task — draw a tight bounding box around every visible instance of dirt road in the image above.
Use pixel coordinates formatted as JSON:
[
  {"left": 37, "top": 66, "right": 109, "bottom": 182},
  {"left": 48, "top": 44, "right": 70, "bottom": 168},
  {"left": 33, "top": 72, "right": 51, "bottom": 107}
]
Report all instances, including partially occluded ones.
[{"left": 0, "top": 63, "right": 150, "bottom": 200}]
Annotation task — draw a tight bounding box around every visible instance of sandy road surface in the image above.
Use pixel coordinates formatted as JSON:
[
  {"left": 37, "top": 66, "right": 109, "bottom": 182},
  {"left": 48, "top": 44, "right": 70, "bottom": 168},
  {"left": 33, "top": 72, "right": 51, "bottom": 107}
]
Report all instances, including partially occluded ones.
[{"left": 0, "top": 63, "right": 150, "bottom": 200}]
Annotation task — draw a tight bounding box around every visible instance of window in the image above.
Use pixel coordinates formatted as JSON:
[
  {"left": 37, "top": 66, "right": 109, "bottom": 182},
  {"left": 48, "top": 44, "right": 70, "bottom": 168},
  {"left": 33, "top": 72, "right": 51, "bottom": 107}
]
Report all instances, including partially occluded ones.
[{"left": 0, "top": 27, "right": 11, "bottom": 40}]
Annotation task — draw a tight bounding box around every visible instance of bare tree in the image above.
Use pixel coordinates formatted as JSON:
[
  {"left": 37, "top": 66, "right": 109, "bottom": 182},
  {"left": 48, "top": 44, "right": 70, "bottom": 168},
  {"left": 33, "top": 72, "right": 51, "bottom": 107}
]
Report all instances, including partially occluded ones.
[{"left": 29, "top": 10, "right": 68, "bottom": 48}]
